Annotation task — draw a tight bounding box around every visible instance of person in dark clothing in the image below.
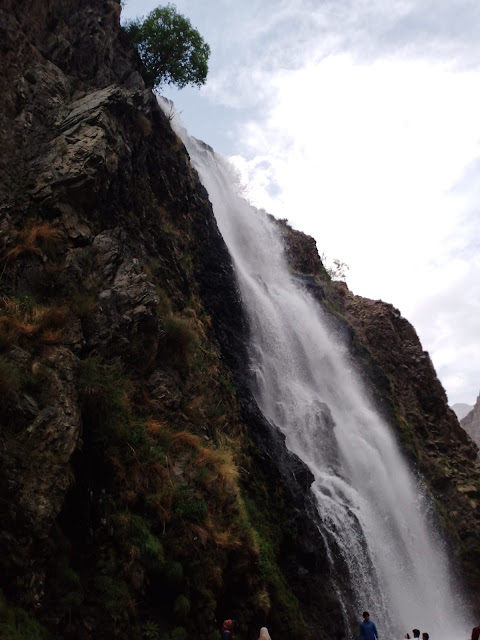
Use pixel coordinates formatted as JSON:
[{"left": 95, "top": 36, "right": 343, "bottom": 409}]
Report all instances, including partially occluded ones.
[
  {"left": 413, "top": 631, "right": 420, "bottom": 639},
  {"left": 359, "top": 611, "right": 379, "bottom": 640}
]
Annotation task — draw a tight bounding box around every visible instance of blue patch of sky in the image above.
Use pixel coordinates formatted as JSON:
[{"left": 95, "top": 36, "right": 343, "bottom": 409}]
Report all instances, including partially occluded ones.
[{"left": 159, "top": 85, "right": 259, "bottom": 155}]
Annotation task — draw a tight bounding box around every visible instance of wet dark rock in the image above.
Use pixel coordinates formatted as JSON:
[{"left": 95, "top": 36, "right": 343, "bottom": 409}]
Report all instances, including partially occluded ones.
[
  {"left": 146, "top": 369, "right": 183, "bottom": 411},
  {"left": 79, "top": 229, "right": 161, "bottom": 370}
]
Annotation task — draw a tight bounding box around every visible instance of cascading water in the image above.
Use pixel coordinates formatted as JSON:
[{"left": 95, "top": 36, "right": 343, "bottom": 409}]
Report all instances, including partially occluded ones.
[{"left": 167, "top": 103, "right": 469, "bottom": 640}]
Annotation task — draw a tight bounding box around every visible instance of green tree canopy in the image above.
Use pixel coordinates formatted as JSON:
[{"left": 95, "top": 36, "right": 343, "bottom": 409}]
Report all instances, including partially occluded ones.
[{"left": 125, "top": 4, "right": 211, "bottom": 90}]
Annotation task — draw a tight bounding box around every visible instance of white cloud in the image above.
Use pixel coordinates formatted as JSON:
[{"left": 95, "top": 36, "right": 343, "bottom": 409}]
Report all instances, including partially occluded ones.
[
  {"left": 410, "top": 253, "right": 480, "bottom": 403},
  {"left": 229, "top": 54, "right": 480, "bottom": 403}
]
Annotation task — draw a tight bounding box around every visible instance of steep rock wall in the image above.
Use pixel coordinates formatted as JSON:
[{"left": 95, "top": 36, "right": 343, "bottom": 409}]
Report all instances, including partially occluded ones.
[{"left": 0, "top": 2, "right": 344, "bottom": 639}]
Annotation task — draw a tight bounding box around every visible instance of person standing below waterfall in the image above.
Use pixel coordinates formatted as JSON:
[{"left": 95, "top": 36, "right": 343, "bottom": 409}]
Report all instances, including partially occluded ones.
[
  {"left": 221, "top": 620, "right": 234, "bottom": 640},
  {"left": 359, "top": 611, "right": 379, "bottom": 640}
]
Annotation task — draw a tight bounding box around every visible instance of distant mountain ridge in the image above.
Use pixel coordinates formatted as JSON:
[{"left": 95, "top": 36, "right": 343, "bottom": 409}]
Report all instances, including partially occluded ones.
[
  {"left": 452, "top": 403, "right": 474, "bottom": 421},
  {"left": 461, "top": 393, "right": 480, "bottom": 447}
]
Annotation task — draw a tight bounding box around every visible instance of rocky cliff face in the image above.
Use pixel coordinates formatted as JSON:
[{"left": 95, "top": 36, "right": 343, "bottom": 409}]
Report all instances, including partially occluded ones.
[
  {"left": 0, "top": 2, "right": 344, "bottom": 639},
  {"left": 462, "top": 393, "right": 480, "bottom": 448},
  {"left": 2, "top": 1, "right": 480, "bottom": 639}
]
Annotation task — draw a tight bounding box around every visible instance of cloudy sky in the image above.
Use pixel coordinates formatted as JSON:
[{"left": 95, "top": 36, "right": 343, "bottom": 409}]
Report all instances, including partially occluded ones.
[{"left": 122, "top": 0, "right": 480, "bottom": 406}]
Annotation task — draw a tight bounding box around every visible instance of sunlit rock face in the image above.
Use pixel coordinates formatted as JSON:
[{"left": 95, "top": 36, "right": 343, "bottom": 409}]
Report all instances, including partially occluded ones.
[{"left": 461, "top": 393, "right": 480, "bottom": 448}]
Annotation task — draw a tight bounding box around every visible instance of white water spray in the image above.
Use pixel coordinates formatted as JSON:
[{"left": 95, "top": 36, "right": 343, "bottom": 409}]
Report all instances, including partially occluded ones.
[{"left": 168, "top": 105, "right": 469, "bottom": 640}]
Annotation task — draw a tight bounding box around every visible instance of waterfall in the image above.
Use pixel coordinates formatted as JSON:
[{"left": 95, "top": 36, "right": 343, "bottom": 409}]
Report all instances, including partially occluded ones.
[{"left": 168, "top": 104, "right": 469, "bottom": 640}]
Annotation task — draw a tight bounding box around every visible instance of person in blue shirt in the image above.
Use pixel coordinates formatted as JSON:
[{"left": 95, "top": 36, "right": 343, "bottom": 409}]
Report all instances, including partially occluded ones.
[{"left": 359, "top": 611, "right": 379, "bottom": 640}]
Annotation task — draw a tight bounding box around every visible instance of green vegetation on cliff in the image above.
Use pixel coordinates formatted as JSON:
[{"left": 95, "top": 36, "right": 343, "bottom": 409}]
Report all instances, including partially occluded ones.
[{"left": 125, "top": 4, "right": 211, "bottom": 89}]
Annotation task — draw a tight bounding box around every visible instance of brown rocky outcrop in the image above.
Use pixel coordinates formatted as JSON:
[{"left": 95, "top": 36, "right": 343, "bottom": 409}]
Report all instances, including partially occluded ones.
[{"left": 462, "top": 392, "right": 480, "bottom": 448}]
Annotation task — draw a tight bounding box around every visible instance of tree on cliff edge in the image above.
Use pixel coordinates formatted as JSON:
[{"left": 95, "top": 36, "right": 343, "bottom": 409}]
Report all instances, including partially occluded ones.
[{"left": 125, "top": 4, "right": 210, "bottom": 90}]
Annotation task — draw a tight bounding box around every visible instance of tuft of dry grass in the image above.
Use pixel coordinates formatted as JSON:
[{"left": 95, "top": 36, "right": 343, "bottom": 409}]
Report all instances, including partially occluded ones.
[
  {"left": 39, "top": 304, "right": 69, "bottom": 330},
  {"left": 171, "top": 430, "right": 201, "bottom": 451},
  {"left": 190, "top": 523, "right": 209, "bottom": 547},
  {"left": 146, "top": 418, "right": 169, "bottom": 437},
  {"left": 185, "top": 395, "right": 207, "bottom": 425},
  {"left": 195, "top": 442, "right": 239, "bottom": 485},
  {"left": 40, "top": 328, "right": 64, "bottom": 344},
  {"left": 162, "top": 315, "right": 200, "bottom": 365},
  {"left": 0, "top": 297, "right": 68, "bottom": 346},
  {"left": 155, "top": 286, "right": 172, "bottom": 317},
  {"left": 5, "top": 222, "right": 64, "bottom": 262},
  {"left": 212, "top": 530, "right": 231, "bottom": 548},
  {"left": 127, "top": 461, "right": 164, "bottom": 495},
  {"left": 255, "top": 587, "right": 271, "bottom": 614},
  {"left": 135, "top": 113, "right": 153, "bottom": 135}
]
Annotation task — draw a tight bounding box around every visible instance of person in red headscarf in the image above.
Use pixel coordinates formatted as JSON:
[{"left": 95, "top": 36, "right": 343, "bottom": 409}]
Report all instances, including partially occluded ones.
[{"left": 222, "top": 620, "right": 233, "bottom": 640}]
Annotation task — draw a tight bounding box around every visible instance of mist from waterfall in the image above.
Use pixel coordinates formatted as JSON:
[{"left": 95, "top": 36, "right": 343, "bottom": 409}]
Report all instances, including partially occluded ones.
[{"left": 168, "top": 104, "right": 469, "bottom": 640}]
